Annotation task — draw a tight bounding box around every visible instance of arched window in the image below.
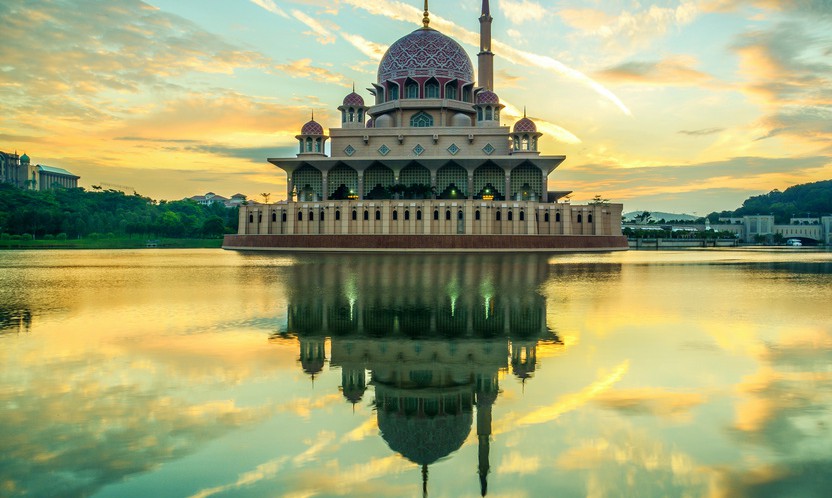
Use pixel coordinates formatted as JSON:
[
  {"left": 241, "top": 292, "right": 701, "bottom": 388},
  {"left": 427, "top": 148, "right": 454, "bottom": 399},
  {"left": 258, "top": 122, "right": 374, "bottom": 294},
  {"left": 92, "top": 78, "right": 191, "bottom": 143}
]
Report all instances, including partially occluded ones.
[
  {"left": 426, "top": 80, "right": 439, "bottom": 98},
  {"left": 496, "top": 211, "right": 501, "bottom": 221},
  {"left": 258, "top": 213, "right": 262, "bottom": 223},
  {"left": 519, "top": 211, "right": 525, "bottom": 221},
  {"left": 577, "top": 214, "right": 583, "bottom": 223},
  {"left": 588, "top": 214, "right": 593, "bottom": 223},
  {"left": 309, "top": 211, "right": 314, "bottom": 221},
  {"left": 405, "top": 210, "right": 410, "bottom": 220},
  {"left": 305, "top": 137, "right": 312, "bottom": 152},
  {"left": 544, "top": 212, "right": 550, "bottom": 222},
  {"left": 445, "top": 210, "right": 451, "bottom": 221},
  {"left": 320, "top": 211, "right": 325, "bottom": 221},
  {"left": 393, "top": 210, "right": 398, "bottom": 220},
  {"left": 508, "top": 211, "right": 513, "bottom": 221},
  {"left": 458, "top": 210, "right": 463, "bottom": 220},
  {"left": 298, "top": 211, "right": 303, "bottom": 221},
  {"left": 352, "top": 210, "right": 357, "bottom": 221},
  {"left": 555, "top": 212, "right": 561, "bottom": 222},
  {"left": 363, "top": 210, "right": 369, "bottom": 221},
  {"left": 375, "top": 210, "right": 381, "bottom": 221},
  {"left": 475, "top": 210, "right": 481, "bottom": 220},
  {"left": 405, "top": 82, "right": 418, "bottom": 99},
  {"left": 389, "top": 82, "right": 399, "bottom": 100},
  {"left": 486, "top": 107, "right": 493, "bottom": 120},
  {"left": 272, "top": 212, "right": 277, "bottom": 222},
  {"left": 445, "top": 83, "right": 457, "bottom": 100},
  {"left": 282, "top": 212, "right": 287, "bottom": 222},
  {"left": 335, "top": 210, "right": 341, "bottom": 221},
  {"left": 410, "top": 111, "right": 434, "bottom": 128},
  {"left": 417, "top": 210, "right": 422, "bottom": 221},
  {"left": 521, "top": 136, "right": 529, "bottom": 150},
  {"left": 477, "top": 107, "right": 483, "bottom": 121},
  {"left": 249, "top": 214, "right": 253, "bottom": 223},
  {"left": 434, "top": 210, "right": 439, "bottom": 220},
  {"left": 348, "top": 108, "right": 355, "bottom": 122}
]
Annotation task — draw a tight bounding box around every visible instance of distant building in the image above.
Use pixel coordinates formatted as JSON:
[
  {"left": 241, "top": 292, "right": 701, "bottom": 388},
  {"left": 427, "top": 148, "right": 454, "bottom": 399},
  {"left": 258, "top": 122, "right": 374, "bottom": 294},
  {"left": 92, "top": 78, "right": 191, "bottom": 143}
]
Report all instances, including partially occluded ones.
[
  {"left": 188, "top": 192, "right": 247, "bottom": 208},
  {"left": 710, "top": 215, "right": 832, "bottom": 244},
  {"left": 33, "top": 165, "right": 80, "bottom": 190},
  {"left": 1, "top": 151, "right": 80, "bottom": 190}
]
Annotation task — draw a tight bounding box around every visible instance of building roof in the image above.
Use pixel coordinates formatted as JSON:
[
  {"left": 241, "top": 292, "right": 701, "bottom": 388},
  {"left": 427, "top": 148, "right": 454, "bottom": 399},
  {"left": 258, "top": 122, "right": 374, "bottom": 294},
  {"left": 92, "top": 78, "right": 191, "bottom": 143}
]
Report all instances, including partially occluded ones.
[
  {"left": 300, "top": 120, "right": 324, "bottom": 136},
  {"left": 37, "top": 165, "right": 79, "bottom": 178},
  {"left": 377, "top": 28, "right": 474, "bottom": 84}
]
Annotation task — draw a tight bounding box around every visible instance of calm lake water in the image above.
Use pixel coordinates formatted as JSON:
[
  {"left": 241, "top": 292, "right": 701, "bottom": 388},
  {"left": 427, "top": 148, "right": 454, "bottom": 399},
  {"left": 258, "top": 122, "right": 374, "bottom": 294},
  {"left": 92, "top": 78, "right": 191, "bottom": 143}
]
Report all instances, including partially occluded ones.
[{"left": 1, "top": 248, "right": 831, "bottom": 498}]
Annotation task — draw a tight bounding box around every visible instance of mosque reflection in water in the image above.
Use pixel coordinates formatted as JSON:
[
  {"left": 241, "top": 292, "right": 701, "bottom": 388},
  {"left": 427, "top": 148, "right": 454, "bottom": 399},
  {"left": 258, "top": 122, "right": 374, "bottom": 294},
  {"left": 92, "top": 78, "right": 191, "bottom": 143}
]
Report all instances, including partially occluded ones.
[{"left": 271, "top": 254, "right": 561, "bottom": 496}]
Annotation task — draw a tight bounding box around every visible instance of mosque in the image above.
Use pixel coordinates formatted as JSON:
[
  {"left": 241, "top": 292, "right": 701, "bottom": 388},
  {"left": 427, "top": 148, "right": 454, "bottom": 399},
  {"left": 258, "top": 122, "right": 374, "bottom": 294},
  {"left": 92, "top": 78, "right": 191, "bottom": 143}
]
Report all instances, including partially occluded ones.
[
  {"left": 224, "top": 0, "right": 627, "bottom": 252},
  {"left": 271, "top": 254, "right": 563, "bottom": 496}
]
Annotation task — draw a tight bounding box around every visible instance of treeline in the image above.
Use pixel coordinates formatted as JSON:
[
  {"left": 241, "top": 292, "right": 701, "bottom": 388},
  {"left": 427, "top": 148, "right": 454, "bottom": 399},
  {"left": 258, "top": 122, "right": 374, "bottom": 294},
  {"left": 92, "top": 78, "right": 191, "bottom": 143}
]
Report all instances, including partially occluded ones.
[
  {"left": 0, "top": 183, "right": 239, "bottom": 239},
  {"left": 707, "top": 179, "right": 832, "bottom": 223}
]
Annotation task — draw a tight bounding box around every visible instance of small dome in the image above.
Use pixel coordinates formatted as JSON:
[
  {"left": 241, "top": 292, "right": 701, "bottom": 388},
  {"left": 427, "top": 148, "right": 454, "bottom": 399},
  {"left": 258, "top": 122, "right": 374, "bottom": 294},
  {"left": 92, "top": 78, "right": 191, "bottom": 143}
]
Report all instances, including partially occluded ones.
[
  {"left": 378, "top": 28, "right": 474, "bottom": 84},
  {"left": 375, "top": 114, "right": 394, "bottom": 128},
  {"left": 514, "top": 117, "right": 537, "bottom": 133},
  {"left": 451, "top": 113, "right": 471, "bottom": 127},
  {"left": 20, "top": 153, "right": 30, "bottom": 163},
  {"left": 301, "top": 120, "right": 324, "bottom": 135},
  {"left": 343, "top": 92, "right": 365, "bottom": 107},
  {"left": 476, "top": 90, "right": 500, "bottom": 105}
]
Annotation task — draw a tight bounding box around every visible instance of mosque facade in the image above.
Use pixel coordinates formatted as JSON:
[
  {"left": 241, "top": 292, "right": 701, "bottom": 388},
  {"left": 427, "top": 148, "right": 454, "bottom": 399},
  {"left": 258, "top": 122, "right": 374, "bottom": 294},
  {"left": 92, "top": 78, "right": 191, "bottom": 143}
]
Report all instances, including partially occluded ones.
[{"left": 225, "top": 0, "right": 627, "bottom": 252}]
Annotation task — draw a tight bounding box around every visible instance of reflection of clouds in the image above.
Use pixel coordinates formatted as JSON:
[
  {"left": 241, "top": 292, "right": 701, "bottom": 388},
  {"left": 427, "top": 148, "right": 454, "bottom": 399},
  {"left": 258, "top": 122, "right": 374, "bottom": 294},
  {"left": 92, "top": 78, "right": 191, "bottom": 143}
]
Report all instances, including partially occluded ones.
[
  {"left": 594, "top": 387, "right": 706, "bottom": 422},
  {"left": 497, "top": 452, "right": 541, "bottom": 475},
  {"left": 0, "top": 352, "right": 274, "bottom": 497},
  {"left": 494, "top": 361, "right": 629, "bottom": 435},
  {"left": 557, "top": 425, "right": 709, "bottom": 497}
]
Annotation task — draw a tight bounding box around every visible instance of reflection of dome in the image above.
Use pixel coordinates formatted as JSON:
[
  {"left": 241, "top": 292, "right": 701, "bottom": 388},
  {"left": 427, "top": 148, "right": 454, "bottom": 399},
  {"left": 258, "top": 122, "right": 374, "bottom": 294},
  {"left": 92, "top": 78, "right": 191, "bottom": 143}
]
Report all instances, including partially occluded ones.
[
  {"left": 514, "top": 117, "right": 537, "bottom": 133},
  {"left": 301, "top": 120, "right": 324, "bottom": 135},
  {"left": 342, "top": 92, "right": 365, "bottom": 107},
  {"left": 378, "top": 28, "right": 474, "bottom": 83},
  {"left": 476, "top": 90, "right": 500, "bottom": 105},
  {"left": 378, "top": 410, "right": 472, "bottom": 466}
]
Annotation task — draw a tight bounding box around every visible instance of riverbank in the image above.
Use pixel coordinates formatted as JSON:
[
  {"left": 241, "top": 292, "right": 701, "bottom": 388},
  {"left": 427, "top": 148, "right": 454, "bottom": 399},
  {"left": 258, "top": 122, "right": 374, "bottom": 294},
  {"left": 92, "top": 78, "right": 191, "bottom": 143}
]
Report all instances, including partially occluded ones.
[{"left": 0, "top": 238, "right": 223, "bottom": 250}]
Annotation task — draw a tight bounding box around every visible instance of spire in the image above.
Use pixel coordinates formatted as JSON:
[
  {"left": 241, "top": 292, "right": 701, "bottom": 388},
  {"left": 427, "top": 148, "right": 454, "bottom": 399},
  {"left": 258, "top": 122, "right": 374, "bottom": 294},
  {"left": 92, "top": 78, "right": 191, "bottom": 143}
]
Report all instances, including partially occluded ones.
[
  {"left": 482, "top": 0, "right": 490, "bottom": 17},
  {"left": 352, "top": 82, "right": 355, "bottom": 92},
  {"left": 523, "top": 106, "right": 527, "bottom": 118},
  {"left": 478, "top": 0, "right": 494, "bottom": 90},
  {"left": 311, "top": 109, "right": 314, "bottom": 121},
  {"left": 422, "top": 464, "right": 429, "bottom": 498},
  {"left": 422, "top": 0, "right": 430, "bottom": 28}
]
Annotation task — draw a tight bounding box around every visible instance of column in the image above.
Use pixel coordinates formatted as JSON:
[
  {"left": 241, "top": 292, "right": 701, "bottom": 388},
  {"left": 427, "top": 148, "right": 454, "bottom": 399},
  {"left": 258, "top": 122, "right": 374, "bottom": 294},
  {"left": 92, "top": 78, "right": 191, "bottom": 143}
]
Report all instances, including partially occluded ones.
[
  {"left": 467, "top": 174, "right": 474, "bottom": 200},
  {"left": 287, "top": 176, "right": 294, "bottom": 202},
  {"left": 430, "top": 171, "right": 437, "bottom": 199},
  {"left": 321, "top": 171, "right": 328, "bottom": 201},
  {"left": 504, "top": 173, "right": 511, "bottom": 202},
  {"left": 358, "top": 172, "right": 364, "bottom": 200},
  {"left": 541, "top": 170, "right": 548, "bottom": 203}
]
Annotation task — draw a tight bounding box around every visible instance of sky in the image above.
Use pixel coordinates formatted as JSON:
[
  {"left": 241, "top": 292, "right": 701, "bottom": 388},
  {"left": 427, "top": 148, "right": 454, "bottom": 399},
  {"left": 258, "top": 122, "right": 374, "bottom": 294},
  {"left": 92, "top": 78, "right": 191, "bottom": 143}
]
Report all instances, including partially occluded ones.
[{"left": 1, "top": 0, "right": 831, "bottom": 214}]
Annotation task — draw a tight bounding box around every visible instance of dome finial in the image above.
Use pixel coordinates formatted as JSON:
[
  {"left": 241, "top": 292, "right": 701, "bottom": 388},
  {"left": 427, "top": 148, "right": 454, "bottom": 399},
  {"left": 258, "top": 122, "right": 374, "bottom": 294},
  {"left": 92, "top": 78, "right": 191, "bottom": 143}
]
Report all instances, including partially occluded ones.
[
  {"left": 523, "top": 106, "right": 527, "bottom": 118},
  {"left": 311, "top": 109, "right": 314, "bottom": 121},
  {"left": 352, "top": 81, "right": 355, "bottom": 92},
  {"left": 422, "top": 0, "right": 430, "bottom": 28}
]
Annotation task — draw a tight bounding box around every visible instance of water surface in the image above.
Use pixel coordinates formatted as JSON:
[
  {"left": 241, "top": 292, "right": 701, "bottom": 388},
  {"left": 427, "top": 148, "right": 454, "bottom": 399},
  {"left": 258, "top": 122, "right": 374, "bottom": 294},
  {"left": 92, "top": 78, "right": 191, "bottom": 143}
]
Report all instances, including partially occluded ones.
[{"left": 1, "top": 249, "right": 831, "bottom": 497}]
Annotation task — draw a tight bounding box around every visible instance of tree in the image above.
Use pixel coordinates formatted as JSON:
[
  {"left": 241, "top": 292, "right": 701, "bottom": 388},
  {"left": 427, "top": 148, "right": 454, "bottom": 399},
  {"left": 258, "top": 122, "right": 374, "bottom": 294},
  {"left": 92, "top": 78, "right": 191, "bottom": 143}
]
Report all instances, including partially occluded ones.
[
  {"left": 201, "top": 216, "right": 226, "bottom": 237},
  {"left": 635, "top": 211, "right": 652, "bottom": 224}
]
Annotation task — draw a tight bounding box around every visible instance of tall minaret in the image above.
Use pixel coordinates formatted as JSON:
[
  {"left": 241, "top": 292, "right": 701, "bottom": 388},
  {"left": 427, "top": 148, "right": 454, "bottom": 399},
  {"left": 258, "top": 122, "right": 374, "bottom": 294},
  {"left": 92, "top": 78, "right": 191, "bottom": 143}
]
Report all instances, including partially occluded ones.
[{"left": 478, "top": 0, "right": 494, "bottom": 90}]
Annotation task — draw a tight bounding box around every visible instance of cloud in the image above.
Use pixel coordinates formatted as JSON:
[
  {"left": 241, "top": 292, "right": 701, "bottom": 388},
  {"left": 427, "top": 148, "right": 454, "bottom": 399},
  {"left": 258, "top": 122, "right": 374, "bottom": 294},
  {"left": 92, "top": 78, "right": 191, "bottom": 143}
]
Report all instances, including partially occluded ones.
[
  {"left": 596, "top": 56, "right": 714, "bottom": 86},
  {"left": 275, "top": 59, "right": 349, "bottom": 87},
  {"left": 559, "top": 2, "right": 701, "bottom": 51},
  {"left": 250, "top": 0, "right": 290, "bottom": 18},
  {"left": 679, "top": 128, "right": 725, "bottom": 136},
  {"left": 498, "top": 0, "right": 548, "bottom": 25},
  {"left": 340, "top": 33, "right": 389, "bottom": 61},
  {"left": 292, "top": 9, "right": 337, "bottom": 44}
]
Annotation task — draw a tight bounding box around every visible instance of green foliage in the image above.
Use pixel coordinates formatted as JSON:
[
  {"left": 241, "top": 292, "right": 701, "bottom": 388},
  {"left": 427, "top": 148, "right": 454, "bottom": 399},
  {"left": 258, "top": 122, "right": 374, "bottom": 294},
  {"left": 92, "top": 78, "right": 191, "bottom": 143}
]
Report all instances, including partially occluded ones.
[
  {"left": 726, "top": 180, "right": 832, "bottom": 223},
  {"left": 0, "top": 183, "right": 239, "bottom": 239}
]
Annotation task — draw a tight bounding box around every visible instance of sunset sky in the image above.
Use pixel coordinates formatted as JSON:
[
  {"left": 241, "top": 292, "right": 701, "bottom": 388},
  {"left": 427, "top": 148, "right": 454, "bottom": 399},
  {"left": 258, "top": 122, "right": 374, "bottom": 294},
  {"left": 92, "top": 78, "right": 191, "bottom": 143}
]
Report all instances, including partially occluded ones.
[{"left": 1, "top": 0, "right": 830, "bottom": 214}]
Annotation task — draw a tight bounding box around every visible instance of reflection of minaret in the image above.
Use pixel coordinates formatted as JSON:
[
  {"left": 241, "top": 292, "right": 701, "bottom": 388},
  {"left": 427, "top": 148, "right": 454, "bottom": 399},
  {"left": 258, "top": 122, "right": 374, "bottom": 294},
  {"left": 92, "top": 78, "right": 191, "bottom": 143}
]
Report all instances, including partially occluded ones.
[
  {"left": 340, "top": 366, "right": 366, "bottom": 407},
  {"left": 511, "top": 341, "right": 538, "bottom": 387},
  {"left": 475, "top": 372, "right": 498, "bottom": 496},
  {"left": 478, "top": 0, "right": 494, "bottom": 90},
  {"left": 299, "top": 337, "right": 326, "bottom": 381}
]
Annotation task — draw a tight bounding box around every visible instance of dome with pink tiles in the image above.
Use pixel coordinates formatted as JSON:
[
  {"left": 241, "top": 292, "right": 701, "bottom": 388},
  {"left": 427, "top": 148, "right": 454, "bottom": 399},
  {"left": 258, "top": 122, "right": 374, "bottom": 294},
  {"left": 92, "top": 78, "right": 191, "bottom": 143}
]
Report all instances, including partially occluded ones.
[
  {"left": 301, "top": 120, "right": 324, "bottom": 135},
  {"left": 513, "top": 117, "right": 537, "bottom": 133},
  {"left": 377, "top": 28, "right": 474, "bottom": 84},
  {"left": 476, "top": 90, "right": 500, "bottom": 105},
  {"left": 342, "top": 91, "right": 365, "bottom": 107}
]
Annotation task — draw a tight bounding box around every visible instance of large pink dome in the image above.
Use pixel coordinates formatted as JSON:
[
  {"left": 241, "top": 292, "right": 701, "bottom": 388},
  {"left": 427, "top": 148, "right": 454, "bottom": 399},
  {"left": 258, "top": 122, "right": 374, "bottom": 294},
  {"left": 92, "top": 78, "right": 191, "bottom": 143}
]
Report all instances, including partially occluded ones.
[{"left": 377, "top": 28, "right": 474, "bottom": 83}]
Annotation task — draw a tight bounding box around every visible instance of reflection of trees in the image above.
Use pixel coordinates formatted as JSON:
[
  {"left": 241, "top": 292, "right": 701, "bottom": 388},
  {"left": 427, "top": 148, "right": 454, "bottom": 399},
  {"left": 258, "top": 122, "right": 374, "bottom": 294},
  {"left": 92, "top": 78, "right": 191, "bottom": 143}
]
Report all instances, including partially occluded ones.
[{"left": 0, "top": 306, "right": 31, "bottom": 334}]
